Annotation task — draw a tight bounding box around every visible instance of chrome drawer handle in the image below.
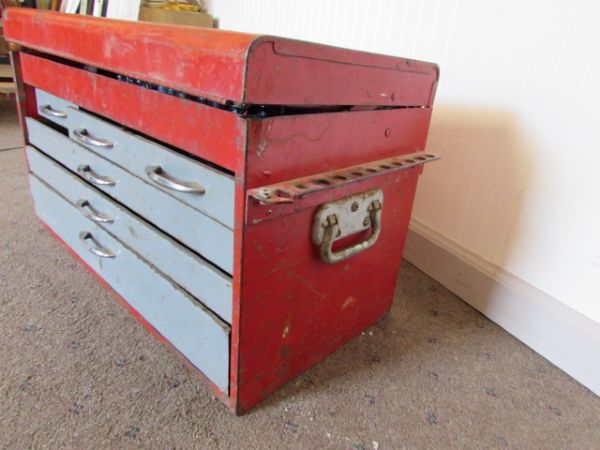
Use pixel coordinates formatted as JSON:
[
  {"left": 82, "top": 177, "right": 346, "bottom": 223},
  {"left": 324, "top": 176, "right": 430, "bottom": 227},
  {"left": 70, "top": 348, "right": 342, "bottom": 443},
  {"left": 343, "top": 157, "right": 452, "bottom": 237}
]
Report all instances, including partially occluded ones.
[
  {"left": 77, "top": 165, "right": 116, "bottom": 186},
  {"left": 145, "top": 165, "right": 205, "bottom": 194},
  {"left": 73, "top": 128, "right": 114, "bottom": 149},
  {"left": 79, "top": 231, "right": 115, "bottom": 258},
  {"left": 39, "top": 104, "right": 67, "bottom": 118},
  {"left": 76, "top": 199, "right": 114, "bottom": 223}
]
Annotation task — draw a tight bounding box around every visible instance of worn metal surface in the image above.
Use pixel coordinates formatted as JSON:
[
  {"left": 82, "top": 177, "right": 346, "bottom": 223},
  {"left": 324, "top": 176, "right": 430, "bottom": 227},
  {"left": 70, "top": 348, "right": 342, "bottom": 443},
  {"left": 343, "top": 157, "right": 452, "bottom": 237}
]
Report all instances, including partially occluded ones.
[
  {"left": 27, "top": 118, "right": 234, "bottom": 273},
  {"left": 20, "top": 54, "right": 245, "bottom": 172},
  {"left": 311, "top": 189, "right": 383, "bottom": 264},
  {"left": 245, "top": 107, "right": 434, "bottom": 189},
  {"left": 236, "top": 171, "right": 420, "bottom": 412},
  {"left": 248, "top": 152, "right": 439, "bottom": 205},
  {"left": 5, "top": 9, "right": 440, "bottom": 414},
  {"left": 29, "top": 174, "right": 231, "bottom": 392},
  {"left": 3, "top": 8, "right": 438, "bottom": 107},
  {"left": 27, "top": 146, "right": 234, "bottom": 323}
]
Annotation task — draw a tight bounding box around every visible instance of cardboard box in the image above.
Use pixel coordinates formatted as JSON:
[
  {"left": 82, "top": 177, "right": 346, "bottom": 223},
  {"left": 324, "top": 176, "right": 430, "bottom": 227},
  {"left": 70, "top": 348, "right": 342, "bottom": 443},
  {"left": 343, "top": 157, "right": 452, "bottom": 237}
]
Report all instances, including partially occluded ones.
[{"left": 138, "top": 6, "right": 213, "bottom": 28}]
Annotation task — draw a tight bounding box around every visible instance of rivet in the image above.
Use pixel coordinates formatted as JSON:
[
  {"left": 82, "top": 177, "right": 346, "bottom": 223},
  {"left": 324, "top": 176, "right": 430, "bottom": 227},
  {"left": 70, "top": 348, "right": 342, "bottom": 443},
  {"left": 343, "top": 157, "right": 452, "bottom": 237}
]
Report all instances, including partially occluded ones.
[{"left": 384, "top": 128, "right": 391, "bottom": 137}]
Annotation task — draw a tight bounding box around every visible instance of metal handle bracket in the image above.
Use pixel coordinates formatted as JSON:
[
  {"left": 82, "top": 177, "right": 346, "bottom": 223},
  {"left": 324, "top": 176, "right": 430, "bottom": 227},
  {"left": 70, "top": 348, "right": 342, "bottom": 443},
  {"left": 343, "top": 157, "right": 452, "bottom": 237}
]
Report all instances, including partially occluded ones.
[{"left": 312, "top": 189, "right": 383, "bottom": 263}]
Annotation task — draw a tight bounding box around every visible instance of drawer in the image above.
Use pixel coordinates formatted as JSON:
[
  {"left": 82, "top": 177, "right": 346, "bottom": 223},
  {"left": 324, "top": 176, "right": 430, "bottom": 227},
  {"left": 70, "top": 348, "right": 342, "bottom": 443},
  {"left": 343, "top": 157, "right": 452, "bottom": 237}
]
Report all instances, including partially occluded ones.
[
  {"left": 35, "top": 88, "right": 78, "bottom": 128},
  {"left": 26, "top": 117, "right": 234, "bottom": 274},
  {"left": 26, "top": 146, "right": 233, "bottom": 323},
  {"left": 29, "top": 174, "right": 230, "bottom": 392},
  {"left": 65, "top": 105, "right": 235, "bottom": 228}
]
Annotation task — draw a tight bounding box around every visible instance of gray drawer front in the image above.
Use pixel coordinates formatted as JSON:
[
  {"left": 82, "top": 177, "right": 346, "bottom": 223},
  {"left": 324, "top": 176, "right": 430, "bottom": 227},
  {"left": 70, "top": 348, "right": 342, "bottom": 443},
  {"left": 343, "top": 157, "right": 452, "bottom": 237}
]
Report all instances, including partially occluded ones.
[
  {"left": 29, "top": 174, "right": 230, "bottom": 392},
  {"left": 66, "top": 106, "right": 234, "bottom": 228},
  {"left": 26, "top": 117, "right": 233, "bottom": 274},
  {"left": 27, "top": 146, "right": 233, "bottom": 323},
  {"left": 35, "top": 88, "right": 77, "bottom": 128}
]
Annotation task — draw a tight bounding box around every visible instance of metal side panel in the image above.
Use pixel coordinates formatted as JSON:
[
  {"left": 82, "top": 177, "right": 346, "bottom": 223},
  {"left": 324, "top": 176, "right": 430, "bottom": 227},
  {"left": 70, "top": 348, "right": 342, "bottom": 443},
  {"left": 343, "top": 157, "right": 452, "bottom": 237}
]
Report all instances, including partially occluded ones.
[
  {"left": 35, "top": 88, "right": 77, "bottom": 128},
  {"left": 26, "top": 146, "right": 233, "bottom": 323},
  {"left": 66, "top": 106, "right": 235, "bottom": 228},
  {"left": 26, "top": 117, "right": 234, "bottom": 274},
  {"left": 29, "top": 174, "right": 230, "bottom": 393}
]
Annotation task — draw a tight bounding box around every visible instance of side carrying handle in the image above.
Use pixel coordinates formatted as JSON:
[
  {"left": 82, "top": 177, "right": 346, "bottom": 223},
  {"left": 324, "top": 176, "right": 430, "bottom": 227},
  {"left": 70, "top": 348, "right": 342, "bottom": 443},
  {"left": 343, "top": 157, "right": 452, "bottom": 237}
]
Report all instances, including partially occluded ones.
[{"left": 312, "top": 189, "right": 384, "bottom": 264}]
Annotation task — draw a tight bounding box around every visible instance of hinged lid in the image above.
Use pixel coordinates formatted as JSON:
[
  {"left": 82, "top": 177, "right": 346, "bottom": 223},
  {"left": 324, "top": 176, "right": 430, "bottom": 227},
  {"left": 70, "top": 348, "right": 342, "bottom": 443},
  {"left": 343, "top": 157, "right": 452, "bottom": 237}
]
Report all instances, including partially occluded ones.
[{"left": 3, "top": 9, "right": 438, "bottom": 108}]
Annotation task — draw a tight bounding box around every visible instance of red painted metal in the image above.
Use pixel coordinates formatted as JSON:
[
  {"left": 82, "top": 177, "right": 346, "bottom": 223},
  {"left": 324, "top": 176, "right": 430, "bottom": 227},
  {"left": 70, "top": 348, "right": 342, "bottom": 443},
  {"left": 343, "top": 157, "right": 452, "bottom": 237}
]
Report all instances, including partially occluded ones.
[
  {"left": 19, "top": 53, "right": 245, "bottom": 172},
  {"left": 3, "top": 8, "right": 256, "bottom": 105},
  {"left": 245, "top": 39, "right": 439, "bottom": 107},
  {"left": 245, "top": 107, "right": 433, "bottom": 188},
  {"left": 3, "top": 8, "right": 438, "bottom": 107},
  {"left": 4, "top": 9, "right": 439, "bottom": 414},
  {"left": 237, "top": 172, "right": 419, "bottom": 411}
]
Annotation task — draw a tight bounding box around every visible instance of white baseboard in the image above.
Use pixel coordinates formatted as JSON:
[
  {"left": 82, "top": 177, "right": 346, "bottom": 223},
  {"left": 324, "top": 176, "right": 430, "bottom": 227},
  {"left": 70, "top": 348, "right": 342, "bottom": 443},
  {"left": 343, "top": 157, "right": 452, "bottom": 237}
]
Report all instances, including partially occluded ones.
[{"left": 404, "top": 219, "right": 600, "bottom": 396}]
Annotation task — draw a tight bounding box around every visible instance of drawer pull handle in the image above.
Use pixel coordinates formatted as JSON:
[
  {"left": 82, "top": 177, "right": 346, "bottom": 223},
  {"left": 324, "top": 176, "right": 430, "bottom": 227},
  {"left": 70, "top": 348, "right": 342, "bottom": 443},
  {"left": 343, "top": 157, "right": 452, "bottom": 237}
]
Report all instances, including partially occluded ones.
[
  {"left": 73, "top": 128, "right": 114, "bottom": 149},
  {"left": 79, "top": 231, "right": 115, "bottom": 258},
  {"left": 145, "top": 165, "right": 205, "bottom": 194},
  {"left": 77, "top": 164, "right": 116, "bottom": 186},
  {"left": 76, "top": 199, "right": 114, "bottom": 223},
  {"left": 39, "top": 104, "right": 67, "bottom": 118}
]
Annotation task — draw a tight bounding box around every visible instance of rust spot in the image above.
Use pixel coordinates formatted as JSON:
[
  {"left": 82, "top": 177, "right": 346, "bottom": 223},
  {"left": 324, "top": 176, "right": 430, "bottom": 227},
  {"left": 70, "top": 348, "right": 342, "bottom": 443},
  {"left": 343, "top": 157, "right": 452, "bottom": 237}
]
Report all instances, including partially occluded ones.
[{"left": 280, "top": 345, "right": 289, "bottom": 360}]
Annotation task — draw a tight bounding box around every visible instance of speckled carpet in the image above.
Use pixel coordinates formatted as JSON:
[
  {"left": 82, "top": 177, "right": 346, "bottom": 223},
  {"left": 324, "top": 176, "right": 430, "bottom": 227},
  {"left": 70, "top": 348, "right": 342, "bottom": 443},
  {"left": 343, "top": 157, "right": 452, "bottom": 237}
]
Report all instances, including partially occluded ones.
[{"left": 1, "top": 100, "right": 599, "bottom": 449}]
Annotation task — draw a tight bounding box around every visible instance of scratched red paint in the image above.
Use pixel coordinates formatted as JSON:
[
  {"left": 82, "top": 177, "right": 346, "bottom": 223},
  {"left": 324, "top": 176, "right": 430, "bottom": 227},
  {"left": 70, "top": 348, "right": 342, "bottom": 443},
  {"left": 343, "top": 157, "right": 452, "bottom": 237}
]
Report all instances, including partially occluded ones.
[{"left": 4, "top": 9, "right": 439, "bottom": 414}]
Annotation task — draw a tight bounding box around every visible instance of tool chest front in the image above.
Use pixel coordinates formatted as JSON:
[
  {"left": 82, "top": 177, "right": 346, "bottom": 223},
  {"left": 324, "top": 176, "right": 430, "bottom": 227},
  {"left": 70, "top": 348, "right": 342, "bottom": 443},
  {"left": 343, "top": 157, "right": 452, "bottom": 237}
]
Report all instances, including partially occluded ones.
[{"left": 3, "top": 9, "right": 439, "bottom": 414}]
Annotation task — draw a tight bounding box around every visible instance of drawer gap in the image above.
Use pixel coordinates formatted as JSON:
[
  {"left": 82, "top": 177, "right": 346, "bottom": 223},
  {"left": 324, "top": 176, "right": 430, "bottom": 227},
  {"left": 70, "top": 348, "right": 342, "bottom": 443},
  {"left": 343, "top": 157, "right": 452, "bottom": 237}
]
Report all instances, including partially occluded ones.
[{"left": 24, "top": 49, "right": 430, "bottom": 117}]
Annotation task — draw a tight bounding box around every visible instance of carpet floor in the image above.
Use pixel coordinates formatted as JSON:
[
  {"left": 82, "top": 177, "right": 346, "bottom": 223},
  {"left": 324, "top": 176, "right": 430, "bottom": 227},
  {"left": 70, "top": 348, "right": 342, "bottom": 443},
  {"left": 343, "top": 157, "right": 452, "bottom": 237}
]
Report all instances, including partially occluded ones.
[{"left": 1, "top": 100, "right": 599, "bottom": 449}]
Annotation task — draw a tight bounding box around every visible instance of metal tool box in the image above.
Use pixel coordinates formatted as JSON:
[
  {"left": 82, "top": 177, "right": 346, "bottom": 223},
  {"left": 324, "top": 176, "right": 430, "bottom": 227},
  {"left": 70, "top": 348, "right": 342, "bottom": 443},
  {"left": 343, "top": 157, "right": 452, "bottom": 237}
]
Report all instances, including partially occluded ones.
[{"left": 3, "top": 9, "right": 439, "bottom": 414}]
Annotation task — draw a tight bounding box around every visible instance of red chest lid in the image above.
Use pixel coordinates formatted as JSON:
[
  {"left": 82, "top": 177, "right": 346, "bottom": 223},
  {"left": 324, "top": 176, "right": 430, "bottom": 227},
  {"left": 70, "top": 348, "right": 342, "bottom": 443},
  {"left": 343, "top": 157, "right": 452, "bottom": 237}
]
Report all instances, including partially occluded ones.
[{"left": 3, "top": 8, "right": 438, "bottom": 108}]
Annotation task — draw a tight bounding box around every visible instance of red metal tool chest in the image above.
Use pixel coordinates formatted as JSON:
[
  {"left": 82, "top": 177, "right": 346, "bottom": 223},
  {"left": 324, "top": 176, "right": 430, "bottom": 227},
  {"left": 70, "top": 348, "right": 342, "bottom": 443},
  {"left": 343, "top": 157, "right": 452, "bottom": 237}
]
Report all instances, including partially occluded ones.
[{"left": 3, "top": 9, "right": 439, "bottom": 414}]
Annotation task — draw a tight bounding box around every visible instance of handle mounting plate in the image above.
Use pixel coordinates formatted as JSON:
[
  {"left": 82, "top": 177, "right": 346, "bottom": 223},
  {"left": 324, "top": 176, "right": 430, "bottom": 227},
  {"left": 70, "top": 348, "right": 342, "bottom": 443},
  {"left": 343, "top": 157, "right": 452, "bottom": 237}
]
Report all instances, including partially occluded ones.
[{"left": 312, "top": 189, "right": 383, "bottom": 263}]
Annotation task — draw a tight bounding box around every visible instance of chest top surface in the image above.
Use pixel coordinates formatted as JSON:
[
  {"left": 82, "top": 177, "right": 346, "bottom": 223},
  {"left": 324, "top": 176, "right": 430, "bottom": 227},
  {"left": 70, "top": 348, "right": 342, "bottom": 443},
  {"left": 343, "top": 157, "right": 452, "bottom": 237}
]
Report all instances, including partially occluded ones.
[{"left": 3, "top": 8, "right": 438, "bottom": 108}]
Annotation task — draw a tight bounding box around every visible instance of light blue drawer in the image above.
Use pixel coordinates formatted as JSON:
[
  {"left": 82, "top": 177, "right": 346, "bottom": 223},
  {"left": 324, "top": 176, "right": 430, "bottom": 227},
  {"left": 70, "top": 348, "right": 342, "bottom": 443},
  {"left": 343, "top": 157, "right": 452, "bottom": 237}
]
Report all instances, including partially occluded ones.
[
  {"left": 26, "top": 146, "right": 233, "bottom": 323},
  {"left": 29, "top": 174, "right": 230, "bottom": 392},
  {"left": 26, "top": 117, "right": 234, "bottom": 274},
  {"left": 65, "top": 105, "right": 234, "bottom": 228},
  {"left": 35, "top": 88, "right": 77, "bottom": 128}
]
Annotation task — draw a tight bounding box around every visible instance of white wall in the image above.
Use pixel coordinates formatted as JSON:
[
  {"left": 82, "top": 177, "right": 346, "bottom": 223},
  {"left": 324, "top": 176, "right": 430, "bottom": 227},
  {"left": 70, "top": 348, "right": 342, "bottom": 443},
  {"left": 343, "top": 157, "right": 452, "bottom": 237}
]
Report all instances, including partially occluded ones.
[{"left": 206, "top": 0, "right": 600, "bottom": 390}]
